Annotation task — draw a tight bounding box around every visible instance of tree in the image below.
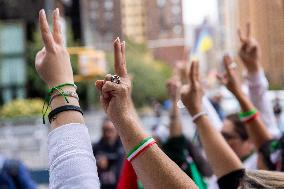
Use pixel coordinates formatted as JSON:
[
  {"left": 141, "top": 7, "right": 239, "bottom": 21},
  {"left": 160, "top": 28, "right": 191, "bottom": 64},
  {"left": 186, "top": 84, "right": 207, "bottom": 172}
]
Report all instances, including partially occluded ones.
[{"left": 106, "top": 39, "right": 171, "bottom": 108}]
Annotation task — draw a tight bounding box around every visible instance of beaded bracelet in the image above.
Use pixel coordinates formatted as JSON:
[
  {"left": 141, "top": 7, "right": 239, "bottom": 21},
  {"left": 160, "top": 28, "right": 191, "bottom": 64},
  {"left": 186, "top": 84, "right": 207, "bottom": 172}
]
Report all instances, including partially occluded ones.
[
  {"left": 127, "top": 137, "right": 156, "bottom": 162},
  {"left": 49, "top": 91, "right": 79, "bottom": 105}
]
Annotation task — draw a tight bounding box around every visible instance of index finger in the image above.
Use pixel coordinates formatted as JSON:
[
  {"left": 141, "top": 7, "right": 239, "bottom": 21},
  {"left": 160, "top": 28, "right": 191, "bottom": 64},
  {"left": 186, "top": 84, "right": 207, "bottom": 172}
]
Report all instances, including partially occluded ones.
[
  {"left": 223, "top": 55, "right": 234, "bottom": 77},
  {"left": 52, "top": 8, "right": 64, "bottom": 45},
  {"left": 39, "top": 9, "right": 55, "bottom": 51},
  {"left": 238, "top": 28, "right": 246, "bottom": 43},
  {"left": 246, "top": 22, "right": 251, "bottom": 39},
  {"left": 113, "top": 38, "right": 127, "bottom": 77}
]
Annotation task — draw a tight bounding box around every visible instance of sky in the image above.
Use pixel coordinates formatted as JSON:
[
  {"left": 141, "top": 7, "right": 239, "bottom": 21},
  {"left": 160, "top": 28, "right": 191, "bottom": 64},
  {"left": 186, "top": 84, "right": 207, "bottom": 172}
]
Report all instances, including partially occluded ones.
[{"left": 183, "top": 0, "right": 218, "bottom": 25}]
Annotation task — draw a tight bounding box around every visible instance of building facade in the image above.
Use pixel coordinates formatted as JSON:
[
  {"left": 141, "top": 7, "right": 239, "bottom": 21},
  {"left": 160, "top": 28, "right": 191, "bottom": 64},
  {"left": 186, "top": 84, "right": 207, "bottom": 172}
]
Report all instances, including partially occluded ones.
[
  {"left": 145, "top": 0, "right": 185, "bottom": 65},
  {"left": 121, "top": 0, "right": 146, "bottom": 43},
  {"left": 81, "top": 0, "right": 185, "bottom": 65},
  {"left": 219, "top": 0, "right": 284, "bottom": 87},
  {"left": 80, "top": 0, "right": 122, "bottom": 50}
]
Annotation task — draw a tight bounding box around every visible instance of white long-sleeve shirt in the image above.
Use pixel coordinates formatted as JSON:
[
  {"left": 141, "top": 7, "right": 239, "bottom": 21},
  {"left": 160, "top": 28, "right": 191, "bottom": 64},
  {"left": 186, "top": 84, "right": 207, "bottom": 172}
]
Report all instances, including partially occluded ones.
[
  {"left": 246, "top": 70, "right": 281, "bottom": 137},
  {"left": 48, "top": 123, "right": 100, "bottom": 189}
]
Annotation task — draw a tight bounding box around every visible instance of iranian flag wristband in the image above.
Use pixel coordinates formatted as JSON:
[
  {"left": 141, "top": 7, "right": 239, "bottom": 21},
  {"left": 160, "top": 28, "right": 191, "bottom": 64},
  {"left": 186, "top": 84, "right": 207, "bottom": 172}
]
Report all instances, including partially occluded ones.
[
  {"left": 243, "top": 112, "right": 260, "bottom": 123},
  {"left": 239, "top": 108, "right": 257, "bottom": 119},
  {"left": 127, "top": 137, "right": 156, "bottom": 162}
]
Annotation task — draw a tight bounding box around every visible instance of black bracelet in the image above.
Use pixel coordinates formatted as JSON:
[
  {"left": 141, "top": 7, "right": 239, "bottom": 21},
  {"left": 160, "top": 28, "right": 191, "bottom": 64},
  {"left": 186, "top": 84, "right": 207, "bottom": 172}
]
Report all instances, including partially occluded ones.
[{"left": 48, "top": 105, "right": 83, "bottom": 123}]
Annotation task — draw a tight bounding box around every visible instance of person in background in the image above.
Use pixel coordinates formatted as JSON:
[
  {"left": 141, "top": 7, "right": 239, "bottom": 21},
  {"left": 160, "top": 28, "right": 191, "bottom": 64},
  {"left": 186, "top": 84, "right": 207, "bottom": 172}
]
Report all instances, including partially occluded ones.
[
  {"left": 273, "top": 97, "right": 284, "bottom": 133},
  {"left": 164, "top": 76, "right": 213, "bottom": 182},
  {"left": 238, "top": 23, "right": 280, "bottom": 137},
  {"left": 92, "top": 118, "right": 124, "bottom": 189},
  {"left": 0, "top": 155, "right": 36, "bottom": 189},
  {"left": 210, "top": 94, "right": 225, "bottom": 120},
  {"left": 221, "top": 114, "right": 256, "bottom": 169},
  {"left": 181, "top": 59, "right": 284, "bottom": 189}
]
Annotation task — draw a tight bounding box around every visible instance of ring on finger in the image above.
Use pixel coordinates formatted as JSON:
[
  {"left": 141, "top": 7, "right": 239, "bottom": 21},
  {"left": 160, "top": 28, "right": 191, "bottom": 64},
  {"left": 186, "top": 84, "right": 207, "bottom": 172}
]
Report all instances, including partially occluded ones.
[
  {"left": 111, "top": 75, "right": 121, "bottom": 84},
  {"left": 229, "top": 62, "right": 237, "bottom": 69}
]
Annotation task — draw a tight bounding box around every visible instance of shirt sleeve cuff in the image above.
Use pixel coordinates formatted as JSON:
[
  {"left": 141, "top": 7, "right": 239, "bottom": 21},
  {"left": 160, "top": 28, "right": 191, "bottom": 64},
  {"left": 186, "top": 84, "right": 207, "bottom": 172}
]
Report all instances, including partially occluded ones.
[{"left": 246, "top": 70, "right": 268, "bottom": 88}]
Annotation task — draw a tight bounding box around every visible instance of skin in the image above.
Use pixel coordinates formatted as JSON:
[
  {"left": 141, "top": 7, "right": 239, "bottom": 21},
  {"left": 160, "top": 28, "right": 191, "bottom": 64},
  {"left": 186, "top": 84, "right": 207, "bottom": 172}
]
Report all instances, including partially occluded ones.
[
  {"left": 238, "top": 22, "right": 261, "bottom": 73},
  {"left": 95, "top": 39, "right": 197, "bottom": 189},
  {"left": 166, "top": 76, "right": 183, "bottom": 137},
  {"left": 35, "top": 9, "right": 84, "bottom": 129},
  {"left": 181, "top": 61, "right": 243, "bottom": 178},
  {"left": 218, "top": 55, "right": 272, "bottom": 150},
  {"left": 222, "top": 119, "right": 254, "bottom": 159},
  {"left": 167, "top": 74, "right": 213, "bottom": 177},
  {"left": 36, "top": 8, "right": 197, "bottom": 189}
]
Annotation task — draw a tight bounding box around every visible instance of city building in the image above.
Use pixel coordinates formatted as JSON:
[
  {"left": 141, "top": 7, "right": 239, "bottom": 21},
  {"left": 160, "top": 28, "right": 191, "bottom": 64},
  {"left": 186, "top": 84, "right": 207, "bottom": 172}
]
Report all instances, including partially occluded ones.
[
  {"left": 237, "top": 0, "right": 284, "bottom": 87},
  {"left": 218, "top": 0, "right": 284, "bottom": 87},
  {"left": 120, "top": 0, "right": 146, "bottom": 43},
  {"left": 81, "top": 0, "right": 185, "bottom": 65},
  {"left": 145, "top": 0, "right": 185, "bottom": 65},
  {"left": 80, "top": 0, "right": 122, "bottom": 50}
]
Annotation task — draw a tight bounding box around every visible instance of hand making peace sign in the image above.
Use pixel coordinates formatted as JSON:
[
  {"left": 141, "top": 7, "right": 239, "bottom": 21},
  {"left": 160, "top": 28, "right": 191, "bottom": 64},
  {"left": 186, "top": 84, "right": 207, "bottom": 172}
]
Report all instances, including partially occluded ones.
[{"left": 238, "top": 22, "right": 261, "bottom": 73}]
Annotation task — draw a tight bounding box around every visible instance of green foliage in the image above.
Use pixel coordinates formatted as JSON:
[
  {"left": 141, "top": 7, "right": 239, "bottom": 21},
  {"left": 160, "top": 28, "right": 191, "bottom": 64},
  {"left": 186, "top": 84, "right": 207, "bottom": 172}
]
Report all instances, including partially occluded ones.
[
  {"left": 0, "top": 99, "right": 44, "bottom": 118},
  {"left": 26, "top": 32, "right": 47, "bottom": 98},
  {"left": 106, "top": 40, "right": 171, "bottom": 107}
]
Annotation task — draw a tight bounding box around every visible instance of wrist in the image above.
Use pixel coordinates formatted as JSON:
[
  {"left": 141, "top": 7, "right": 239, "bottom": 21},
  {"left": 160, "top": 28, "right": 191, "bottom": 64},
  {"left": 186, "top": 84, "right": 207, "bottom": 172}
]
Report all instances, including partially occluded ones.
[
  {"left": 186, "top": 106, "right": 202, "bottom": 116},
  {"left": 47, "top": 79, "right": 74, "bottom": 89}
]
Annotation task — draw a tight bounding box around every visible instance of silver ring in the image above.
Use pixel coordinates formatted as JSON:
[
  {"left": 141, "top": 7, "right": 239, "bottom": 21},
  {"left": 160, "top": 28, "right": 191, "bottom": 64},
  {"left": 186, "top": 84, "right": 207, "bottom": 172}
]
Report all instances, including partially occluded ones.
[
  {"left": 111, "top": 75, "right": 120, "bottom": 84},
  {"left": 229, "top": 62, "right": 237, "bottom": 69}
]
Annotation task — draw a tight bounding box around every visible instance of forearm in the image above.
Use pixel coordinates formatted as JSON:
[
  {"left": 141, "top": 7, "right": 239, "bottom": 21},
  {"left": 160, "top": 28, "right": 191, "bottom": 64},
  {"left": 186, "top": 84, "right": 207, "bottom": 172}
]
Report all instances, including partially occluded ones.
[
  {"left": 247, "top": 70, "right": 280, "bottom": 137},
  {"left": 195, "top": 116, "right": 243, "bottom": 178},
  {"left": 48, "top": 123, "right": 100, "bottom": 188},
  {"left": 169, "top": 101, "right": 182, "bottom": 137},
  {"left": 235, "top": 92, "right": 272, "bottom": 148},
  {"left": 113, "top": 108, "right": 197, "bottom": 189}
]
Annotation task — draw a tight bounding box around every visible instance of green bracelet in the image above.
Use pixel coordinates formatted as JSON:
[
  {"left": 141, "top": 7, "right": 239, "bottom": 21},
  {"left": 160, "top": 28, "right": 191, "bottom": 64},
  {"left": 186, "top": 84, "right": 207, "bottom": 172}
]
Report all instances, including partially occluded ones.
[
  {"left": 48, "top": 83, "right": 77, "bottom": 95},
  {"left": 238, "top": 108, "right": 257, "bottom": 119},
  {"left": 42, "top": 83, "right": 77, "bottom": 124}
]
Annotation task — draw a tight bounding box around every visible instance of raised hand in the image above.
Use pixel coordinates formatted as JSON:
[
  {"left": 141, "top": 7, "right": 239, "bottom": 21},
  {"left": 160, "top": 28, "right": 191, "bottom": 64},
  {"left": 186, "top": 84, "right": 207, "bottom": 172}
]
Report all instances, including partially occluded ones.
[
  {"left": 238, "top": 22, "right": 261, "bottom": 73},
  {"left": 35, "top": 9, "right": 74, "bottom": 88},
  {"left": 166, "top": 76, "right": 181, "bottom": 103},
  {"left": 180, "top": 61, "right": 204, "bottom": 115},
  {"left": 95, "top": 38, "right": 133, "bottom": 123},
  {"left": 217, "top": 55, "right": 243, "bottom": 96}
]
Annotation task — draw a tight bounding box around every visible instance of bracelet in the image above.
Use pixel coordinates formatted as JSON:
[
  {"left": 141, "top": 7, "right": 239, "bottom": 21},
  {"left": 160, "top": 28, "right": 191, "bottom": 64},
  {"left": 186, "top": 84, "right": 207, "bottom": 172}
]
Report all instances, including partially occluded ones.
[
  {"left": 239, "top": 108, "right": 257, "bottom": 119},
  {"left": 243, "top": 112, "right": 260, "bottom": 123},
  {"left": 48, "top": 83, "right": 77, "bottom": 95},
  {"left": 48, "top": 105, "right": 83, "bottom": 123},
  {"left": 42, "top": 83, "right": 78, "bottom": 124},
  {"left": 127, "top": 137, "right": 156, "bottom": 162},
  {"left": 192, "top": 111, "right": 208, "bottom": 122},
  {"left": 49, "top": 91, "right": 79, "bottom": 105}
]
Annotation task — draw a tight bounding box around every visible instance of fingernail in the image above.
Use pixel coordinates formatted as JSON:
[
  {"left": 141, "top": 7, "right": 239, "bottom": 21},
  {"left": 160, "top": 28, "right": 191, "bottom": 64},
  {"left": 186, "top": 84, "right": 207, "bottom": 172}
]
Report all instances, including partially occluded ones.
[
  {"left": 40, "top": 9, "right": 46, "bottom": 17},
  {"left": 56, "top": 8, "right": 60, "bottom": 16},
  {"left": 117, "top": 37, "right": 120, "bottom": 42}
]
